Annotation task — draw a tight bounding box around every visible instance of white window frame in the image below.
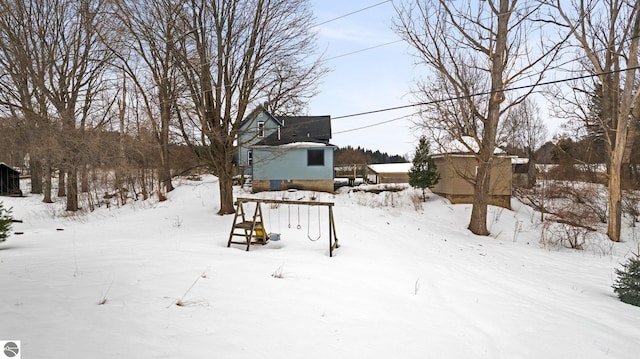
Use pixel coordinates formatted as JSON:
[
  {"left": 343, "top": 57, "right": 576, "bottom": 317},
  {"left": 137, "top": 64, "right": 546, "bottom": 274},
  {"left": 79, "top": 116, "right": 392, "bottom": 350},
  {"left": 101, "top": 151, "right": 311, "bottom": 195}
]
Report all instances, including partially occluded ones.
[{"left": 258, "top": 121, "right": 265, "bottom": 137}]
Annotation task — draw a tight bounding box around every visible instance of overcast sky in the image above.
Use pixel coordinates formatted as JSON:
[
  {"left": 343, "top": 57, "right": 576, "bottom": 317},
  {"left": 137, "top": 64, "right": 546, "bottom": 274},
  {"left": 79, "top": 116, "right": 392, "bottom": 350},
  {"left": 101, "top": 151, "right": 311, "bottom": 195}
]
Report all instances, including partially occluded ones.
[{"left": 307, "top": 0, "right": 566, "bottom": 159}]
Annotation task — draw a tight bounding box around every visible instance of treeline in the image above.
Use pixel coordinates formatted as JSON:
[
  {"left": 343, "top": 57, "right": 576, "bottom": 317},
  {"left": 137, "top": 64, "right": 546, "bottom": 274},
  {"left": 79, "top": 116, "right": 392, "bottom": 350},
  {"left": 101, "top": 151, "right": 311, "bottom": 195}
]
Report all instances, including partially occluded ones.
[
  {"left": 334, "top": 146, "right": 407, "bottom": 166},
  {"left": 0, "top": 0, "right": 324, "bottom": 214}
]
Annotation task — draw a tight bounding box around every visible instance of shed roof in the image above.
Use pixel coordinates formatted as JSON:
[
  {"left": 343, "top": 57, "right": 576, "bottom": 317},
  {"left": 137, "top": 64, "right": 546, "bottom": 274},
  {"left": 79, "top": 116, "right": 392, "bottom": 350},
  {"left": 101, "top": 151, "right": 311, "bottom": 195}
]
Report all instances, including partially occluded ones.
[
  {"left": 368, "top": 163, "right": 412, "bottom": 174},
  {"left": 0, "top": 162, "right": 20, "bottom": 174},
  {"left": 434, "top": 136, "right": 506, "bottom": 155},
  {"left": 512, "top": 157, "right": 529, "bottom": 165}
]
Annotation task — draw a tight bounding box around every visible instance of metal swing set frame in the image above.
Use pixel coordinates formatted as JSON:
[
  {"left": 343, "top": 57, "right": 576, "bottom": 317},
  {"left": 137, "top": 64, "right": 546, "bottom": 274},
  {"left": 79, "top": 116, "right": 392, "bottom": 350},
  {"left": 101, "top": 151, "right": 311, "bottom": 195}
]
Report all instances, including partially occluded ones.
[{"left": 227, "top": 197, "right": 340, "bottom": 257}]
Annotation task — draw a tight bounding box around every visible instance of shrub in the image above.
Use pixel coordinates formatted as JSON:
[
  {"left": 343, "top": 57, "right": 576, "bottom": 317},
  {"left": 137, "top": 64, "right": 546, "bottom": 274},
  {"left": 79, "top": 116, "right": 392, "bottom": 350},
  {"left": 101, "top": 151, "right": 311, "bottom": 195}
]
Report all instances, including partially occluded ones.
[
  {"left": 613, "top": 251, "right": 640, "bottom": 307},
  {"left": 622, "top": 190, "right": 640, "bottom": 226},
  {"left": 0, "top": 202, "right": 13, "bottom": 243},
  {"left": 540, "top": 220, "right": 593, "bottom": 250}
]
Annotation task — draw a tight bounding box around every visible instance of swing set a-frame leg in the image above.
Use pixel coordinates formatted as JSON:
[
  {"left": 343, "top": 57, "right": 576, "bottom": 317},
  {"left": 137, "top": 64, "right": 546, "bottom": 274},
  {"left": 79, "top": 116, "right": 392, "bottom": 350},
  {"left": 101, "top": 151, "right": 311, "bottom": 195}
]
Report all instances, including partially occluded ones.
[{"left": 329, "top": 206, "right": 339, "bottom": 257}]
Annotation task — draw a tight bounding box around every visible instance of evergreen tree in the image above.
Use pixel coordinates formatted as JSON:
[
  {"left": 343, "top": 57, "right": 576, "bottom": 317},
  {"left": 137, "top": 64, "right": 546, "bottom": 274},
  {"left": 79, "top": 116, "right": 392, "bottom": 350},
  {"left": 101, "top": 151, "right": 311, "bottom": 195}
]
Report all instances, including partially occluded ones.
[
  {"left": 0, "top": 202, "right": 12, "bottom": 243},
  {"left": 613, "top": 251, "right": 640, "bottom": 307},
  {"left": 409, "top": 136, "right": 440, "bottom": 201}
]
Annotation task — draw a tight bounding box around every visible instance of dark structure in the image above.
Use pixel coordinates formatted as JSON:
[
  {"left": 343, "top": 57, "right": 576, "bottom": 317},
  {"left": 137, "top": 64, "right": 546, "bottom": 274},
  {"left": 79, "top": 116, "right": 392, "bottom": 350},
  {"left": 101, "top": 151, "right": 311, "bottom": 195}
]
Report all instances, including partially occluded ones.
[{"left": 0, "top": 163, "right": 22, "bottom": 196}]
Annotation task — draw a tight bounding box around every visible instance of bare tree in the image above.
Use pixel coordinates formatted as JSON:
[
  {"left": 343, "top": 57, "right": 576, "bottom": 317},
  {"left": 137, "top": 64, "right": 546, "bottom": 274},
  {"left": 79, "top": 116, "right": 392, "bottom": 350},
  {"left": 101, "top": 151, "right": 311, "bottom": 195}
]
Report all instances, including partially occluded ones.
[
  {"left": 499, "top": 98, "right": 548, "bottom": 186},
  {"left": 1, "top": 3, "right": 38, "bottom": 197},
  {"left": 173, "top": 0, "right": 326, "bottom": 214},
  {"left": 0, "top": 0, "right": 63, "bottom": 203},
  {"left": 395, "top": 0, "right": 561, "bottom": 235},
  {"left": 0, "top": 0, "right": 114, "bottom": 211},
  {"left": 546, "top": 0, "right": 640, "bottom": 241},
  {"left": 109, "top": 0, "right": 188, "bottom": 200}
]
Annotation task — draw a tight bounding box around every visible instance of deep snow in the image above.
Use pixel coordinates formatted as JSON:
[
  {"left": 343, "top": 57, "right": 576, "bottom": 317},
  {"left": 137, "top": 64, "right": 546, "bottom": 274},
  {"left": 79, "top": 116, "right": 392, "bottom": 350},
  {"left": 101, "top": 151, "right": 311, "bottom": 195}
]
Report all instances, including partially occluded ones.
[{"left": 1, "top": 176, "right": 639, "bottom": 358}]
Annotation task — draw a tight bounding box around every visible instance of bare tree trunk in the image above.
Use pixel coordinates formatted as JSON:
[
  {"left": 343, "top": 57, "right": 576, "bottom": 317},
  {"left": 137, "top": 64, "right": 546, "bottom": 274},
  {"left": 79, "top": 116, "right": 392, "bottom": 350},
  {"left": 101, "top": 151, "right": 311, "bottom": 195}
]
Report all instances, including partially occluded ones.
[
  {"left": 159, "top": 141, "right": 173, "bottom": 195},
  {"left": 42, "top": 158, "right": 52, "bottom": 203},
  {"left": 81, "top": 165, "right": 89, "bottom": 193},
  {"left": 527, "top": 150, "right": 537, "bottom": 188},
  {"left": 116, "top": 74, "right": 128, "bottom": 205},
  {"left": 141, "top": 168, "right": 149, "bottom": 200},
  {"left": 468, "top": 0, "right": 508, "bottom": 236},
  {"left": 608, "top": 162, "right": 623, "bottom": 241},
  {"left": 218, "top": 174, "right": 235, "bottom": 215},
  {"left": 156, "top": 84, "right": 174, "bottom": 198},
  {"left": 30, "top": 159, "right": 43, "bottom": 194},
  {"left": 469, "top": 159, "right": 491, "bottom": 235},
  {"left": 66, "top": 167, "right": 79, "bottom": 211},
  {"left": 607, "top": 8, "right": 640, "bottom": 241},
  {"left": 58, "top": 169, "right": 66, "bottom": 197}
]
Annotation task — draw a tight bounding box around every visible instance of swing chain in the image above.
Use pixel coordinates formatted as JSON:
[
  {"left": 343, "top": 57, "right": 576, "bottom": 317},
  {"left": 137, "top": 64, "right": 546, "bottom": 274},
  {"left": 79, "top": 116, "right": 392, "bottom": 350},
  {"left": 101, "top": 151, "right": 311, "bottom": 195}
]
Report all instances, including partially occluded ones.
[{"left": 307, "top": 205, "right": 321, "bottom": 241}]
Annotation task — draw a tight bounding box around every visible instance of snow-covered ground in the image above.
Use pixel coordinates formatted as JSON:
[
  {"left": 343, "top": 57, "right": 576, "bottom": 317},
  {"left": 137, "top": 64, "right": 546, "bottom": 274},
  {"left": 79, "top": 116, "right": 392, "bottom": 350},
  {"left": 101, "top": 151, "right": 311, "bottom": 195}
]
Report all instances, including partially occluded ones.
[{"left": 1, "top": 176, "right": 639, "bottom": 358}]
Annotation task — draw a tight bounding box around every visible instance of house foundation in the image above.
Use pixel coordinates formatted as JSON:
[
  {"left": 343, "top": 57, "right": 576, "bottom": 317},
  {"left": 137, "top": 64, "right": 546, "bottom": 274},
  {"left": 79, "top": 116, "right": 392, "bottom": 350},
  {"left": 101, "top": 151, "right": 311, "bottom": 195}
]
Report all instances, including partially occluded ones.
[{"left": 252, "top": 179, "right": 334, "bottom": 193}]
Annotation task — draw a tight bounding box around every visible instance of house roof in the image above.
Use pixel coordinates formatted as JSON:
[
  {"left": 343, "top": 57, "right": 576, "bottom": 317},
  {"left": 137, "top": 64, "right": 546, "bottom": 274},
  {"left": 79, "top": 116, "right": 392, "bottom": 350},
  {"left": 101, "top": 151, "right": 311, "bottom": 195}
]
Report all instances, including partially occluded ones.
[
  {"left": 252, "top": 142, "right": 334, "bottom": 149},
  {"left": 258, "top": 115, "right": 332, "bottom": 146},
  {"left": 368, "top": 163, "right": 412, "bottom": 174},
  {"left": 239, "top": 105, "right": 282, "bottom": 129},
  {"left": 240, "top": 105, "right": 332, "bottom": 146}
]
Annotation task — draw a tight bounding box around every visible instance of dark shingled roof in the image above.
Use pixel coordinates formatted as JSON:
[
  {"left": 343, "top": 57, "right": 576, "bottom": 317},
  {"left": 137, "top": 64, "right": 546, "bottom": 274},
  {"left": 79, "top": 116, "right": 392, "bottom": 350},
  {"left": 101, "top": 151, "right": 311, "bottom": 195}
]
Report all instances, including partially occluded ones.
[{"left": 257, "top": 115, "right": 332, "bottom": 145}]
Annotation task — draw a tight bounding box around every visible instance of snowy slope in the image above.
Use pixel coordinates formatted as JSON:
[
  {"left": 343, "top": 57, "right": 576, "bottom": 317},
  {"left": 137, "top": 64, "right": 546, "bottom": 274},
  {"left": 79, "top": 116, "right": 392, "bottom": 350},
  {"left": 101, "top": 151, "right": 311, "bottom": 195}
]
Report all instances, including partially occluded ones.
[{"left": 1, "top": 176, "right": 639, "bottom": 358}]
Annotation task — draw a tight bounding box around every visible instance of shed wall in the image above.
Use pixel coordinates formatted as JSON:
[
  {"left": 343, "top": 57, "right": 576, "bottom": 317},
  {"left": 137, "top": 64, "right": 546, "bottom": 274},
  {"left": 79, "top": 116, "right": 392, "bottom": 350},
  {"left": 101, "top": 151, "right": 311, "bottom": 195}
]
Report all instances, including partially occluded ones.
[
  {"left": 0, "top": 164, "right": 21, "bottom": 196},
  {"left": 370, "top": 172, "right": 409, "bottom": 184},
  {"left": 431, "top": 155, "right": 511, "bottom": 208}
]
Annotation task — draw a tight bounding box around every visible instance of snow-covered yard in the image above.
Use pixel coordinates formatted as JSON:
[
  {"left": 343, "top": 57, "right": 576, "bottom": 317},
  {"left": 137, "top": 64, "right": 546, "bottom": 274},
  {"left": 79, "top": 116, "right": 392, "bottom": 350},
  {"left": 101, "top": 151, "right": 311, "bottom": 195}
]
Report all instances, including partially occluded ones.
[{"left": 1, "top": 176, "right": 639, "bottom": 358}]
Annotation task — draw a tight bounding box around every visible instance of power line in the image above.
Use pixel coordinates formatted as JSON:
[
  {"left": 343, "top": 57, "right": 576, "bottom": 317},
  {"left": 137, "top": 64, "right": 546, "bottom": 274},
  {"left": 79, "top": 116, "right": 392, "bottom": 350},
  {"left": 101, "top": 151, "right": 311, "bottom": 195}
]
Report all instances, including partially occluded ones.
[
  {"left": 334, "top": 111, "right": 418, "bottom": 134},
  {"left": 323, "top": 39, "right": 404, "bottom": 61},
  {"left": 331, "top": 65, "right": 640, "bottom": 133},
  {"left": 115, "top": 1, "right": 402, "bottom": 101},
  {"left": 313, "top": 0, "right": 392, "bottom": 28}
]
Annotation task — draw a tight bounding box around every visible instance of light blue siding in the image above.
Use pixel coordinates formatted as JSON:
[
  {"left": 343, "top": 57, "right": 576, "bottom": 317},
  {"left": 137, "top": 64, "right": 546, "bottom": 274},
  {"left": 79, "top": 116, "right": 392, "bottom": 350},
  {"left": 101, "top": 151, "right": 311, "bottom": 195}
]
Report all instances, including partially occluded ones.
[
  {"left": 237, "top": 110, "right": 280, "bottom": 172},
  {"left": 252, "top": 146, "right": 335, "bottom": 180}
]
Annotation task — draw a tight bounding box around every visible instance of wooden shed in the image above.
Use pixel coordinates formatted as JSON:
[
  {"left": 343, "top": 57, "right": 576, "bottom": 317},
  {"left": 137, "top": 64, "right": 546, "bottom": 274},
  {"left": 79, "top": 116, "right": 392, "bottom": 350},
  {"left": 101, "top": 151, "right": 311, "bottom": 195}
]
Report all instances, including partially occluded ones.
[
  {"left": 430, "top": 137, "right": 512, "bottom": 209},
  {"left": 0, "top": 163, "right": 22, "bottom": 196},
  {"left": 512, "top": 157, "right": 531, "bottom": 188},
  {"left": 431, "top": 155, "right": 512, "bottom": 209}
]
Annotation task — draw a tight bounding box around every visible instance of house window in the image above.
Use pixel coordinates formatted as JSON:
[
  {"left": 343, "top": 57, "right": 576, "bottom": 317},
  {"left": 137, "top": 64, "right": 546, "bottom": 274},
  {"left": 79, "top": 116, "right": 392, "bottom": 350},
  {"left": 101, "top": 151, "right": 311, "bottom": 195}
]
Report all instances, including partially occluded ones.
[
  {"left": 258, "top": 121, "right": 265, "bottom": 137},
  {"left": 248, "top": 150, "right": 253, "bottom": 166},
  {"left": 307, "top": 149, "right": 324, "bottom": 166}
]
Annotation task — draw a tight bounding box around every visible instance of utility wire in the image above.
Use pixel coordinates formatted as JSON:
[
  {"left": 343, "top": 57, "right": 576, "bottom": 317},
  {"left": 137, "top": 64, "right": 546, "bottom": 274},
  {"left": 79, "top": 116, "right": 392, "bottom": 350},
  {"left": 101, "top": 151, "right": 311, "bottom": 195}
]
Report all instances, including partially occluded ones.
[
  {"left": 324, "top": 39, "right": 404, "bottom": 61},
  {"left": 334, "top": 111, "right": 418, "bottom": 134},
  {"left": 313, "top": 0, "right": 393, "bottom": 28},
  {"left": 118, "top": 1, "right": 401, "bottom": 100},
  {"left": 331, "top": 65, "right": 640, "bottom": 133}
]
